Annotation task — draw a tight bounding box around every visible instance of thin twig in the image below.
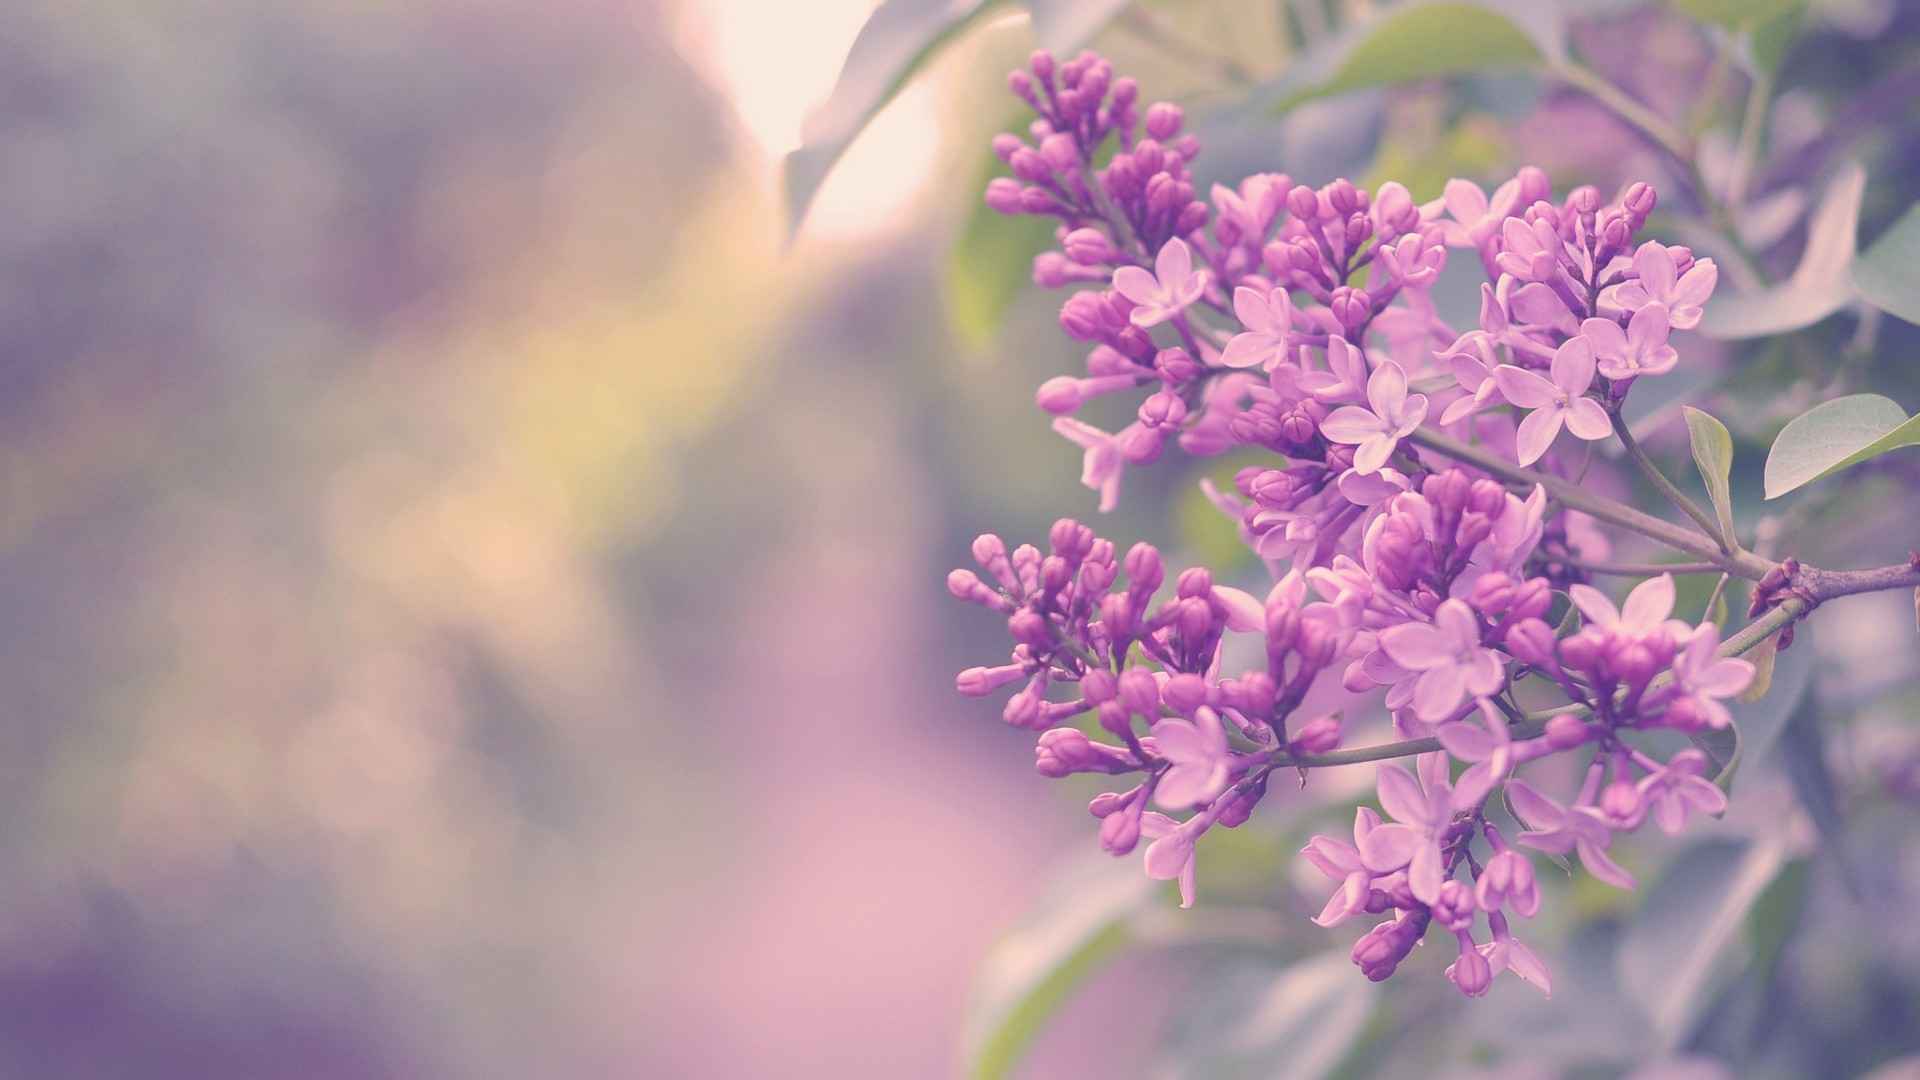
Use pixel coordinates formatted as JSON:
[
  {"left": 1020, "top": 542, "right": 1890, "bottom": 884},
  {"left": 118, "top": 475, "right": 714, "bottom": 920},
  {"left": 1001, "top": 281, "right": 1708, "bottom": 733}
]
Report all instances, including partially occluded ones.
[{"left": 1611, "top": 410, "right": 1731, "bottom": 553}]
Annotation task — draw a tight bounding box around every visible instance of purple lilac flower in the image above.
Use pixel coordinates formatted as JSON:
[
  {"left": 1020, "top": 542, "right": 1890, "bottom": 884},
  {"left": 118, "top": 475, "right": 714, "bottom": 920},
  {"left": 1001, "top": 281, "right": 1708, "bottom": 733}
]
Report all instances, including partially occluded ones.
[
  {"left": 1319, "top": 361, "right": 1428, "bottom": 474},
  {"left": 954, "top": 49, "right": 1758, "bottom": 1003},
  {"left": 1219, "top": 285, "right": 1294, "bottom": 370},
  {"left": 1112, "top": 238, "right": 1208, "bottom": 327},
  {"left": 1609, "top": 240, "right": 1718, "bottom": 329},
  {"left": 1493, "top": 336, "right": 1612, "bottom": 466},
  {"left": 1378, "top": 598, "right": 1505, "bottom": 721}
]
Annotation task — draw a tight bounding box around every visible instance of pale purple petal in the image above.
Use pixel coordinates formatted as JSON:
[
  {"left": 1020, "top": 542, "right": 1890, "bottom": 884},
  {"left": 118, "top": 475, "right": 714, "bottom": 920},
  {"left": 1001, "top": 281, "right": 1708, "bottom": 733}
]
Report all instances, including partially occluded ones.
[
  {"left": 1407, "top": 840, "right": 1445, "bottom": 905},
  {"left": 1565, "top": 396, "right": 1613, "bottom": 440},
  {"left": 1504, "top": 938, "right": 1553, "bottom": 996},
  {"left": 1696, "top": 657, "right": 1756, "bottom": 697},
  {"left": 1464, "top": 649, "right": 1505, "bottom": 696},
  {"left": 1358, "top": 821, "right": 1421, "bottom": 872},
  {"left": 1621, "top": 573, "right": 1676, "bottom": 629},
  {"left": 1375, "top": 764, "right": 1429, "bottom": 827},
  {"left": 1576, "top": 838, "right": 1637, "bottom": 890},
  {"left": 1504, "top": 779, "right": 1568, "bottom": 831},
  {"left": 1368, "top": 361, "right": 1409, "bottom": 418},
  {"left": 1568, "top": 583, "right": 1622, "bottom": 627},
  {"left": 1413, "top": 663, "right": 1468, "bottom": 720},
  {"left": 1320, "top": 406, "right": 1386, "bottom": 444},
  {"left": 1437, "top": 720, "right": 1496, "bottom": 761},
  {"left": 1550, "top": 336, "right": 1597, "bottom": 394},
  {"left": 1111, "top": 265, "right": 1161, "bottom": 306},
  {"left": 1514, "top": 405, "right": 1564, "bottom": 466},
  {"left": 1156, "top": 237, "right": 1193, "bottom": 284},
  {"left": 1352, "top": 434, "right": 1396, "bottom": 475},
  {"left": 1379, "top": 621, "right": 1451, "bottom": 670},
  {"left": 1493, "top": 365, "right": 1557, "bottom": 409}
]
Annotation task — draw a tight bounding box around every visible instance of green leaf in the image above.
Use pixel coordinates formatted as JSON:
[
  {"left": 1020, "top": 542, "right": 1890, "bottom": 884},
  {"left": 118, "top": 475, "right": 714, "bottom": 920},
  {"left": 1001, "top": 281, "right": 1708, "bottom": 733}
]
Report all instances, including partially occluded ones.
[
  {"left": 1264, "top": 1, "right": 1562, "bottom": 114},
  {"left": 1762, "top": 393, "right": 1920, "bottom": 499},
  {"left": 1617, "top": 837, "right": 1792, "bottom": 1053},
  {"left": 947, "top": 145, "right": 1058, "bottom": 349},
  {"left": 1674, "top": 0, "right": 1801, "bottom": 27},
  {"left": 1682, "top": 406, "right": 1738, "bottom": 548},
  {"left": 1159, "top": 951, "right": 1378, "bottom": 1080},
  {"left": 1851, "top": 202, "right": 1920, "bottom": 327},
  {"left": 1026, "top": 0, "right": 1132, "bottom": 53},
  {"left": 1698, "top": 161, "right": 1865, "bottom": 339},
  {"left": 963, "top": 855, "right": 1154, "bottom": 1080},
  {"left": 1736, "top": 634, "right": 1778, "bottom": 705},
  {"left": 784, "top": 0, "right": 1003, "bottom": 234}
]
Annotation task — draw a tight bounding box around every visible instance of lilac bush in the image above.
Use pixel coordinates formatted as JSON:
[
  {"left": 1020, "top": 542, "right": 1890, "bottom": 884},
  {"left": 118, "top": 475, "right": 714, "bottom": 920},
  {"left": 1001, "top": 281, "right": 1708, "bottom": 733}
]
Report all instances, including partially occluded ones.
[{"left": 943, "top": 43, "right": 1920, "bottom": 1006}]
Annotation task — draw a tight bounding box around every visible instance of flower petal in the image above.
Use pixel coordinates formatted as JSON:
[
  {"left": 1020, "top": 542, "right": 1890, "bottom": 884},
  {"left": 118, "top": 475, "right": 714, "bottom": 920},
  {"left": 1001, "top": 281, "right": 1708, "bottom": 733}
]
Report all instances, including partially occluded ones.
[
  {"left": 1379, "top": 622, "right": 1451, "bottom": 670},
  {"left": 1576, "top": 838, "right": 1637, "bottom": 890},
  {"left": 1550, "top": 336, "right": 1597, "bottom": 394},
  {"left": 1568, "top": 583, "right": 1621, "bottom": 628},
  {"left": 1368, "top": 361, "right": 1409, "bottom": 418},
  {"left": 1319, "top": 406, "right": 1385, "bottom": 445},
  {"left": 1621, "top": 573, "right": 1676, "bottom": 630},
  {"left": 1155, "top": 237, "right": 1193, "bottom": 285},
  {"left": 1493, "top": 365, "right": 1557, "bottom": 409},
  {"left": 1111, "top": 265, "right": 1161, "bottom": 306},
  {"left": 1375, "top": 764, "right": 1429, "bottom": 827},
  {"left": 1358, "top": 821, "right": 1421, "bottom": 872},
  {"left": 1565, "top": 396, "right": 1613, "bottom": 441},
  {"left": 1514, "top": 404, "right": 1564, "bottom": 466},
  {"left": 1407, "top": 840, "right": 1444, "bottom": 905},
  {"left": 1413, "top": 663, "right": 1468, "bottom": 721},
  {"left": 1503, "top": 779, "right": 1567, "bottom": 831},
  {"left": 1352, "top": 434, "right": 1395, "bottom": 475}
]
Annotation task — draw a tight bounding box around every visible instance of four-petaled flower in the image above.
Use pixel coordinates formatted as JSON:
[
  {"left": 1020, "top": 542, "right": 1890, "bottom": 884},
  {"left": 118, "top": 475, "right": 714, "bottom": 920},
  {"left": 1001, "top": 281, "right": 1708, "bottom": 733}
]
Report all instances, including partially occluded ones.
[
  {"left": 1358, "top": 752, "right": 1456, "bottom": 904},
  {"left": 1140, "top": 811, "right": 1200, "bottom": 908},
  {"left": 1493, "top": 336, "right": 1612, "bottom": 466},
  {"left": 1581, "top": 303, "right": 1679, "bottom": 381},
  {"left": 1150, "top": 706, "right": 1232, "bottom": 809},
  {"left": 1667, "top": 623, "right": 1756, "bottom": 729},
  {"left": 1569, "top": 573, "right": 1683, "bottom": 642},
  {"left": 1431, "top": 176, "right": 1524, "bottom": 249},
  {"left": 1219, "top": 285, "right": 1294, "bottom": 370},
  {"left": 1636, "top": 748, "right": 1729, "bottom": 834},
  {"left": 1113, "top": 237, "right": 1209, "bottom": 328},
  {"left": 1320, "top": 360, "right": 1429, "bottom": 475},
  {"left": 1379, "top": 599, "right": 1505, "bottom": 722},
  {"left": 1303, "top": 807, "right": 1382, "bottom": 927},
  {"left": 1505, "top": 779, "right": 1637, "bottom": 890},
  {"left": 1611, "top": 240, "right": 1717, "bottom": 329},
  {"left": 1051, "top": 417, "right": 1127, "bottom": 512}
]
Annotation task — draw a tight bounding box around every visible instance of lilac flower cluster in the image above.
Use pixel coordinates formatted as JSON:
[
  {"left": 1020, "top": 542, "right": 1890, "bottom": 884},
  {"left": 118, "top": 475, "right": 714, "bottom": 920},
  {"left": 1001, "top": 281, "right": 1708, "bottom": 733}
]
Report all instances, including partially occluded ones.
[{"left": 954, "top": 51, "right": 1751, "bottom": 998}]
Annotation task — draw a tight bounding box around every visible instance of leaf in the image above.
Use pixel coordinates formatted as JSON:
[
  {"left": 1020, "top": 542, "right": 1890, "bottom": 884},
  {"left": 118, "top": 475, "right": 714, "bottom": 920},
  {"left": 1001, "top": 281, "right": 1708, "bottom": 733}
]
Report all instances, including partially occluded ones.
[
  {"left": 1160, "top": 950, "right": 1378, "bottom": 1080},
  {"left": 1736, "top": 635, "right": 1778, "bottom": 704},
  {"left": 947, "top": 145, "right": 1058, "bottom": 349},
  {"left": 1674, "top": 0, "right": 1801, "bottom": 27},
  {"left": 1851, "top": 202, "right": 1920, "bottom": 327},
  {"left": 1762, "top": 393, "right": 1920, "bottom": 499},
  {"left": 1026, "top": 0, "right": 1132, "bottom": 54},
  {"left": 784, "top": 0, "right": 1003, "bottom": 234},
  {"left": 963, "top": 854, "right": 1154, "bottom": 1080},
  {"left": 1263, "top": 1, "right": 1562, "bottom": 115},
  {"left": 1698, "top": 161, "right": 1865, "bottom": 339},
  {"left": 1617, "top": 837, "right": 1792, "bottom": 1053},
  {"left": 1682, "top": 406, "right": 1738, "bottom": 548}
]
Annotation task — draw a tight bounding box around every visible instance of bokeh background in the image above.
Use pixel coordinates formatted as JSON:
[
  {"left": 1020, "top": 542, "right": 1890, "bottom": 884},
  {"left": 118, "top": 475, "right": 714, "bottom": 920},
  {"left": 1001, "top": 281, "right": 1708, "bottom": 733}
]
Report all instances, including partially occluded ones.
[{"left": 4, "top": 1, "right": 1920, "bottom": 1078}]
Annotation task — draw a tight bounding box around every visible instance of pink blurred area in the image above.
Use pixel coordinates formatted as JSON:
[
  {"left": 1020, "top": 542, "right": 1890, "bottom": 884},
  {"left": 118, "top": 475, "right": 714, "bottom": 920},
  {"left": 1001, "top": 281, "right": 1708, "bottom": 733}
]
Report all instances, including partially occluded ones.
[{"left": 0, "top": 0, "right": 1090, "bottom": 1075}]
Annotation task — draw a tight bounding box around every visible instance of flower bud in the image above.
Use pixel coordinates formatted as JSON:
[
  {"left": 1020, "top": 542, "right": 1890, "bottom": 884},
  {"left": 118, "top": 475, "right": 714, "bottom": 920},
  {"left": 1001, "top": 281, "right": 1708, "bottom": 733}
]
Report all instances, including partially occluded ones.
[
  {"left": 1063, "top": 227, "right": 1111, "bottom": 265},
  {"left": 1504, "top": 618, "right": 1559, "bottom": 668},
  {"left": 1291, "top": 714, "right": 1343, "bottom": 754},
  {"left": 1215, "top": 773, "right": 1268, "bottom": 828},
  {"left": 1468, "top": 572, "right": 1517, "bottom": 616},
  {"left": 1468, "top": 479, "right": 1507, "bottom": 515},
  {"left": 1599, "top": 778, "right": 1645, "bottom": 829},
  {"left": 1154, "top": 346, "right": 1202, "bottom": 384},
  {"left": 1162, "top": 673, "right": 1209, "bottom": 715},
  {"left": 1100, "top": 805, "right": 1142, "bottom": 854},
  {"left": 1448, "top": 939, "right": 1493, "bottom": 998},
  {"left": 1138, "top": 390, "right": 1187, "bottom": 429},
  {"left": 985, "top": 177, "right": 1025, "bottom": 215},
  {"left": 1117, "top": 668, "right": 1160, "bottom": 716},
  {"left": 1286, "top": 184, "right": 1320, "bottom": 222},
  {"left": 1432, "top": 880, "right": 1477, "bottom": 931},
  {"left": 1510, "top": 577, "right": 1553, "bottom": 620},
  {"left": 1144, "top": 102, "right": 1183, "bottom": 140},
  {"left": 1545, "top": 713, "right": 1591, "bottom": 750},
  {"left": 1516, "top": 165, "right": 1552, "bottom": 206},
  {"left": 1003, "top": 688, "right": 1045, "bottom": 728},
  {"left": 1124, "top": 544, "right": 1164, "bottom": 598},
  {"left": 1039, "top": 132, "right": 1079, "bottom": 174},
  {"left": 1008, "top": 610, "right": 1051, "bottom": 650}
]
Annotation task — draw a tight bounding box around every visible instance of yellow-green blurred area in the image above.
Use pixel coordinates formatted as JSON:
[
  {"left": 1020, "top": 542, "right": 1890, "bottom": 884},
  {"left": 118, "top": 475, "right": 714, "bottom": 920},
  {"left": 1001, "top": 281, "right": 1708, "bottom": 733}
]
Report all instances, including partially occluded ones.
[{"left": 0, "top": 0, "right": 1106, "bottom": 1074}]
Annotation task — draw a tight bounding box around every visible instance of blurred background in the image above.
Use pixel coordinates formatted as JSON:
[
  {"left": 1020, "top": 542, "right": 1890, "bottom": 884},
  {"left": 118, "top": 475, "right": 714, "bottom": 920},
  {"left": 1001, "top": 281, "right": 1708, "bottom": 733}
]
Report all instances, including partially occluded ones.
[{"left": 3, "top": 1, "right": 1919, "bottom": 1078}]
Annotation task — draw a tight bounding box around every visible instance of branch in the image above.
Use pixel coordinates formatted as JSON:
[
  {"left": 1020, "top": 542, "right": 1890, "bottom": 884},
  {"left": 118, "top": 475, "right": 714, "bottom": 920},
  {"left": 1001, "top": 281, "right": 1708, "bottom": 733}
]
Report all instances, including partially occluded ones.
[
  {"left": 1406, "top": 426, "right": 1775, "bottom": 580},
  {"left": 1547, "top": 557, "right": 1726, "bottom": 577}
]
